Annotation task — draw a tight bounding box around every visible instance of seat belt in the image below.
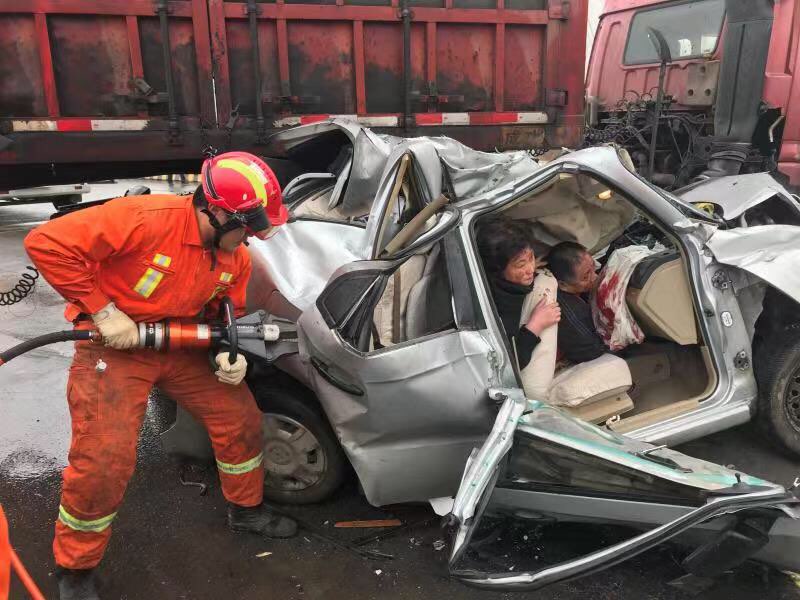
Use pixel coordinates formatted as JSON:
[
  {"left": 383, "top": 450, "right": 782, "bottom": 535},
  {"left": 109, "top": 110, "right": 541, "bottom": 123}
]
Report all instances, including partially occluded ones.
[{"left": 392, "top": 271, "right": 402, "bottom": 343}]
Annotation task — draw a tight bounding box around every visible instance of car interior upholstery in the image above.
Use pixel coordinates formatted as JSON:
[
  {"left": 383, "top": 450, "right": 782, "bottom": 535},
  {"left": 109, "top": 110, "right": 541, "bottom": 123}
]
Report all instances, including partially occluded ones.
[{"left": 486, "top": 172, "right": 717, "bottom": 427}]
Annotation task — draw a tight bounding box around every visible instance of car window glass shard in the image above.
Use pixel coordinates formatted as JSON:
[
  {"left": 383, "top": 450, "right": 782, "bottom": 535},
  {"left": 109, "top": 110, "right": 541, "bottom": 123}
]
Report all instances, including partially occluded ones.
[
  {"left": 448, "top": 394, "right": 798, "bottom": 591},
  {"left": 515, "top": 404, "right": 771, "bottom": 489}
]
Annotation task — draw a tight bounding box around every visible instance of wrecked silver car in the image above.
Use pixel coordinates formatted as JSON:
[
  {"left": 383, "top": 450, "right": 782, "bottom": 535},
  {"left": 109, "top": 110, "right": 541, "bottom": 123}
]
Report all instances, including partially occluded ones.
[{"left": 162, "top": 120, "right": 800, "bottom": 585}]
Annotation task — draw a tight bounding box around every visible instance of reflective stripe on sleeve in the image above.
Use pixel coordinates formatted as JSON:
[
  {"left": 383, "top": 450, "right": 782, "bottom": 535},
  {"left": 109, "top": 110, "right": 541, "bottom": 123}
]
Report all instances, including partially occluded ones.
[
  {"left": 134, "top": 268, "right": 164, "bottom": 298},
  {"left": 216, "top": 452, "right": 264, "bottom": 475},
  {"left": 58, "top": 505, "right": 117, "bottom": 533},
  {"left": 220, "top": 272, "right": 233, "bottom": 283}
]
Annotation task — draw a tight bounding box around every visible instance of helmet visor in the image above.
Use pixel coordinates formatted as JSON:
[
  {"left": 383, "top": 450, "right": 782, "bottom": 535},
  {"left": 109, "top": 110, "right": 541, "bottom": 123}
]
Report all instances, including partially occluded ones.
[{"left": 240, "top": 206, "right": 278, "bottom": 240}]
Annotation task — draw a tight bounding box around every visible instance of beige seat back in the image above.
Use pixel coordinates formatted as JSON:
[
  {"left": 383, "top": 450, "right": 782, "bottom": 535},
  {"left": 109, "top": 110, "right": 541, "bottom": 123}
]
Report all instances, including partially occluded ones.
[{"left": 372, "top": 254, "right": 426, "bottom": 347}]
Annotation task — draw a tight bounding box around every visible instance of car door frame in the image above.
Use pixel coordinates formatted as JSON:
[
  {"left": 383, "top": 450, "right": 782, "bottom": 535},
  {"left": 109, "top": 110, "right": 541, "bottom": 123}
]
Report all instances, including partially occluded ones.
[
  {"left": 297, "top": 207, "right": 504, "bottom": 506},
  {"left": 446, "top": 388, "right": 800, "bottom": 591},
  {"left": 456, "top": 146, "right": 758, "bottom": 446}
]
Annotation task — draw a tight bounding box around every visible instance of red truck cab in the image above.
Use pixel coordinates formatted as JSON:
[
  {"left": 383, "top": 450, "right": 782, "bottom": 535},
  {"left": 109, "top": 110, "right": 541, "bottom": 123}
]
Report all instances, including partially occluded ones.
[{"left": 586, "top": 0, "right": 800, "bottom": 190}]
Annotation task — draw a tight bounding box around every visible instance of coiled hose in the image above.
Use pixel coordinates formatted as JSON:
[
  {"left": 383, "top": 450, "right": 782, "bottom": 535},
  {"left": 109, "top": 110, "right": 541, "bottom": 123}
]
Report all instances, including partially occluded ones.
[
  {"left": 0, "top": 266, "right": 39, "bottom": 306},
  {"left": 0, "top": 330, "right": 94, "bottom": 366}
]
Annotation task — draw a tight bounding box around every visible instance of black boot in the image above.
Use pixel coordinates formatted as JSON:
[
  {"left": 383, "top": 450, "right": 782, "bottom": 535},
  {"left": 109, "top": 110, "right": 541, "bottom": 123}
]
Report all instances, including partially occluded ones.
[
  {"left": 227, "top": 503, "right": 298, "bottom": 538},
  {"left": 56, "top": 567, "right": 100, "bottom": 600}
]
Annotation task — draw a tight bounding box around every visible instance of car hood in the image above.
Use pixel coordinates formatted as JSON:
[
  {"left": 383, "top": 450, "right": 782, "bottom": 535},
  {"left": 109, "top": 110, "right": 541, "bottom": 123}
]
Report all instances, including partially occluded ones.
[
  {"left": 706, "top": 224, "right": 800, "bottom": 304},
  {"left": 678, "top": 173, "right": 800, "bottom": 222}
]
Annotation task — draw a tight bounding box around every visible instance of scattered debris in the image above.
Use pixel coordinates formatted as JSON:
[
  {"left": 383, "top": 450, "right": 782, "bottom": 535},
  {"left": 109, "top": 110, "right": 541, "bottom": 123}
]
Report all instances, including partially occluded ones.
[
  {"left": 783, "top": 571, "right": 800, "bottom": 588},
  {"left": 335, "top": 519, "right": 402, "bottom": 529},
  {"left": 178, "top": 465, "right": 208, "bottom": 496},
  {"left": 303, "top": 537, "right": 311, "bottom": 543},
  {"left": 268, "top": 506, "right": 395, "bottom": 560},
  {"left": 351, "top": 516, "right": 436, "bottom": 548},
  {"left": 667, "top": 573, "right": 716, "bottom": 595},
  {"left": 375, "top": 569, "right": 383, "bottom": 576},
  {"left": 433, "top": 539, "right": 446, "bottom": 551},
  {"left": 255, "top": 551, "right": 272, "bottom": 559}
]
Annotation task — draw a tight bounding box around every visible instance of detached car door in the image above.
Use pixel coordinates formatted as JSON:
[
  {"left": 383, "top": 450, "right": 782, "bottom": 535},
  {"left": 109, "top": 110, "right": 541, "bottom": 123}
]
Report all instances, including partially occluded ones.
[
  {"left": 448, "top": 389, "right": 800, "bottom": 590},
  {"left": 297, "top": 217, "right": 500, "bottom": 506}
]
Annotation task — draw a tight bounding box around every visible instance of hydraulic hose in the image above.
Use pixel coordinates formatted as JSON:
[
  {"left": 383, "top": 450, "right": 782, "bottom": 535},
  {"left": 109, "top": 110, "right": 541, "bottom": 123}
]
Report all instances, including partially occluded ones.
[{"left": 0, "top": 330, "right": 94, "bottom": 366}]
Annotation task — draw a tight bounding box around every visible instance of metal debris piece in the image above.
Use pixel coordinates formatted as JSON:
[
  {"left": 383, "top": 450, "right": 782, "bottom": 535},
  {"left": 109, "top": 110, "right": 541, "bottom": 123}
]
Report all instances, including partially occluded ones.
[
  {"left": 433, "top": 539, "right": 446, "bottom": 551},
  {"left": 255, "top": 552, "right": 272, "bottom": 558},
  {"left": 335, "top": 519, "right": 402, "bottom": 528},
  {"left": 178, "top": 465, "right": 208, "bottom": 495}
]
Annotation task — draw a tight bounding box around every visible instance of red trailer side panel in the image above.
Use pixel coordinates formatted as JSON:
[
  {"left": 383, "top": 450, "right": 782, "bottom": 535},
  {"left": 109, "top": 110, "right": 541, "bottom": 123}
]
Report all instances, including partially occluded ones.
[{"left": 0, "top": 0, "right": 586, "bottom": 188}]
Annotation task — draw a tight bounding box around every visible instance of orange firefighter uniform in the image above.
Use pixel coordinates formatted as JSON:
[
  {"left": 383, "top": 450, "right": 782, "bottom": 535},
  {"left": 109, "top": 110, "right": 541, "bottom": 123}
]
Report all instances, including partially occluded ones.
[{"left": 24, "top": 194, "right": 265, "bottom": 570}]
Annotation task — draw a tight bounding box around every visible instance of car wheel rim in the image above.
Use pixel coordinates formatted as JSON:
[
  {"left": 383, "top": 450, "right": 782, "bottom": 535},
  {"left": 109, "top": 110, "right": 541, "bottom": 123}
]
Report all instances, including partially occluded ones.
[
  {"left": 784, "top": 369, "right": 800, "bottom": 432},
  {"left": 262, "top": 413, "right": 326, "bottom": 492}
]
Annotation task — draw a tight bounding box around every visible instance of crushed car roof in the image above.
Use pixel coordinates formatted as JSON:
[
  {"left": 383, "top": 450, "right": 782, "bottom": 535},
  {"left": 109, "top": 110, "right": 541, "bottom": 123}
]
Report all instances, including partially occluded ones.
[{"left": 265, "top": 118, "right": 541, "bottom": 214}]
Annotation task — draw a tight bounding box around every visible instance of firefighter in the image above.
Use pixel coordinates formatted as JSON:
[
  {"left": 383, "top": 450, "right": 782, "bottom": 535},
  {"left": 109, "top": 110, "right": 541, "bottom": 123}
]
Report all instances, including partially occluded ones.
[{"left": 24, "top": 152, "right": 297, "bottom": 600}]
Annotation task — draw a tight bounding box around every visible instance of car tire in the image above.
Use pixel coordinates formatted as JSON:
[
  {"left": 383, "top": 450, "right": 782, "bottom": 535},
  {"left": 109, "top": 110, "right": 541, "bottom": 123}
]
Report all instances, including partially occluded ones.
[
  {"left": 251, "top": 380, "right": 348, "bottom": 504},
  {"left": 755, "top": 331, "right": 800, "bottom": 456}
]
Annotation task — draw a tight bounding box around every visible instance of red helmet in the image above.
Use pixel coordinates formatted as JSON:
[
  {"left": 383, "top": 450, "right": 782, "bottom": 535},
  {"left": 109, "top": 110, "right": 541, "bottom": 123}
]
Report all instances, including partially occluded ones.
[{"left": 201, "top": 151, "right": 288, "bottom": 238}]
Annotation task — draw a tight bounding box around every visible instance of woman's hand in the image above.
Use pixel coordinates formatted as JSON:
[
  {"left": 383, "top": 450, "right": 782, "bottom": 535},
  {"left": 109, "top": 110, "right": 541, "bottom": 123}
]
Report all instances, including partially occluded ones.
[{"left": 525, "top": 298, "right": 561, "bottom": 336}]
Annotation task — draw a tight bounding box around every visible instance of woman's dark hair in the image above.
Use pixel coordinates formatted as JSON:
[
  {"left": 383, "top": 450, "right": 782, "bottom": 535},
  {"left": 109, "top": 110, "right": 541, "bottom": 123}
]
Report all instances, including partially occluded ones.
[
  {"left": 547, "top": 241, "right": 588, "bottom": 283},
  {"left": 476, "top": 216, "right": 535, "bottom": 275}
]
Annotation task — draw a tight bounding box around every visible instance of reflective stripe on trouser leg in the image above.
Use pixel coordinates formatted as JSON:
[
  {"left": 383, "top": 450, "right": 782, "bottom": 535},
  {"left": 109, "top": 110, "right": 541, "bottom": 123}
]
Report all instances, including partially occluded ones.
[
  {"left": 55, "top": 343, "right": 157, "bottom": 570},
  {"left": 58, "top": 506, "right": 116, "bottom": 533},
  {"left": 216, "top": 452, "right": 264, "bottom": 475},
  {"left": 157, "top": 352, "right": 265, "bottom": 507}
]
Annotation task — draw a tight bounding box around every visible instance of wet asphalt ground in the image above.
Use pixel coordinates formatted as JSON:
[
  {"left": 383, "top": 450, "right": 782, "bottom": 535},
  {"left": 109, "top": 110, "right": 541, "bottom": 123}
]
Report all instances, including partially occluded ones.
[{"left": 1, "top": 182, "right": 799, "bottom": 599}]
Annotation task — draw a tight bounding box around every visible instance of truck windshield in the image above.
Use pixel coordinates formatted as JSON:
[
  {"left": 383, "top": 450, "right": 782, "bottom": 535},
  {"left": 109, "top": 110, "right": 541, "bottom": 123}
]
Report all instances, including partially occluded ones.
[{"left": 624, "top": 0, "right": 726, "bottom": 65}]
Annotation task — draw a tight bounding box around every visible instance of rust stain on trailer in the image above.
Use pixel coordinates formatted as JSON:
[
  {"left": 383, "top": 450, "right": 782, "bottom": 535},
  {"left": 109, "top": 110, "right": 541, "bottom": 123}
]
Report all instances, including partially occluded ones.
[
  {"left": 364, "top": 22, "right": 425, "bottom": 114},
  {"left": 139, "top": 17, "right": 201, "bottom": 117},
  {"left": 0, "top": 16, "right": 47, "bottom": 118},
  {"left": 288, "top": 22, "right": 355, "bottom": 115},
  {"left": 503, "top": 25, "right": 545, "bottom": 111},
  {"left": 436, "top": 24, "right": 495, "bottom": 112},
  {"left": 225, "top": 20, "right": 281, "bottom": 117},
  {"left": 48, "top": 16, "right": 136, "bottom": 117}
]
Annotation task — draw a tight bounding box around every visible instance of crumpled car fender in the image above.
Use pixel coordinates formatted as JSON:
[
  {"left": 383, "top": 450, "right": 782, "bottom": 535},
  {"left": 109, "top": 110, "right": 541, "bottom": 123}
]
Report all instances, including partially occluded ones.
[{"left": 706, "top": 224, "right": 800, "bottom": 304}]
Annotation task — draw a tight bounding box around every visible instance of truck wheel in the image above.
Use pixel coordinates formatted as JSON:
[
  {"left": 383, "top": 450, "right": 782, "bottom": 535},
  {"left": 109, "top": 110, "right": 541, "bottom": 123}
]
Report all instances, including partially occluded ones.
[
  {"left": 252, "top": 382, "right": 347, "bottom": 504},
  {"left": 756, "top": 332, "right": 800, "bottom": 456}
]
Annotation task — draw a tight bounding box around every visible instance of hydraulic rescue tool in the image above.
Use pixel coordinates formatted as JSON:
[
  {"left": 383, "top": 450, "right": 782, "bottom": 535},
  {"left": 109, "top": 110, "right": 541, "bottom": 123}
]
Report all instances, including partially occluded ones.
[{"left": 0, "top": 297, "right": 296, "bottom": 367}]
